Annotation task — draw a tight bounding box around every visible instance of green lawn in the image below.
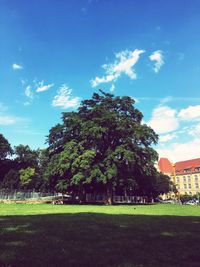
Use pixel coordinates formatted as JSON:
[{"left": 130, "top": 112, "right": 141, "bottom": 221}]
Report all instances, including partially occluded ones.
[{"left": 0, "top": 204, "right": 200, "bottom": 267}]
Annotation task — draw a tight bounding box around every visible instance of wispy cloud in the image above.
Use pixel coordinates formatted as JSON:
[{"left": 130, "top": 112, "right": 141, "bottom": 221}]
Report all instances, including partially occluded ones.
[
  {"left": 21, "top": 79, "right": 54, "bottom": 105},
  {"left": 185, "top": 123, "right": 200, "bottom": 137},
  {"left": 177, "top": 52, "right": 184, "bottom": 61},
  {"left": 159, "top": 133, "right": 177, "bottom": 142},
  {"left": 23, "top": 83, "right": 34, "bottom": 105},
  {"left": 36, "top": 81, "right": 54, "bottom": 92},
  {"left": 24, "top": 85, "right": 34, "bottom": 99},
  {"left": 91, "top": 49, "right": 145, "bottom": 87},
  {"left": 0, "top": 115, "right": 22, "bottom": 125},
  {"left": 0, "top": 103, "right": 25, "bottom": 125},
  {"left": 109, "top": 84, "right": 115, "bottom": 92},
  {"left": 15, "top": 128, "right": 43, "bottom": 135},
  {"left": 52, "top": 85, "right": 80, "bottom": 109},
  {"left": 149, "top": 50, "right": 164, "bottom": 73},
  {"left": 12, "top": 63, "right": 23, "bottom": 70},
  {"left": 0, "top": 101, "right": 25, "bottom": 125},
  {"left": 131, "top": 96, "right": 200, "bottom": 103},
  {"left": 0, "top": 102, "right": 8, "bottom": 112}
]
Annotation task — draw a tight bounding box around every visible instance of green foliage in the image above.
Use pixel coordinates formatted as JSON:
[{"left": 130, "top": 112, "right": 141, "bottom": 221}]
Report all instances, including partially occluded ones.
[
  {"left": 46, "top": 90, "right": 163, "bottom": 201},
  {"left": 55, "top": 179, "right": 68, "bottom": 193},
  {"left": 19, "top": 167, "right": 35, "bottom": 188}
]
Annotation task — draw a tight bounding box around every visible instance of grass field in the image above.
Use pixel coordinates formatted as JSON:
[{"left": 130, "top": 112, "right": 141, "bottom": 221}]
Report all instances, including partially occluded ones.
[{"left": 0, "top": 204, "right": 200, "bottom": 267}]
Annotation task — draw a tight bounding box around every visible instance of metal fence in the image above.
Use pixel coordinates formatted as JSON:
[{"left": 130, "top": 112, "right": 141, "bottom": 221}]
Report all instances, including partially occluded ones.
[
  {"left": 85, "top": 193, "right": 150, "bottom": 203},
  {"left": 0, "top": 189, "right": 58, "bottom": 200}
]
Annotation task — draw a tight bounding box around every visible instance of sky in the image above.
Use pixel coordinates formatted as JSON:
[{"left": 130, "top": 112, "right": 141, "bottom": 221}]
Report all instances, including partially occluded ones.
[{"left": 1, "top": 0, "right": 200, "bottom": 162}]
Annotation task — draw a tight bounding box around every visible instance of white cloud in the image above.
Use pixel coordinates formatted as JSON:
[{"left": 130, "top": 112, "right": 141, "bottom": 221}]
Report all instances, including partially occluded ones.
[
  {"left": 147, "top": 106, "right": 179, "bottom": 134},
  {"left": 36, "top": 81, "right": 54, "bottom": 92},
  {"left": 157, "top": 138, "right": 200, "bottom": 162},
  {"left": 0, "top": 115, "right": 22, "bottom": 125},
  {"left": 52, "top": 85, "right": 80, "bottom": 109},
  {"left": 149, "top": 50, "right": 164, "bottom": 73},
  {"left": 12, "top": 63, "right": 23, "bottom": 70},
  {"left": 91, "top": 49, "right": 145, "bottom": 87},
  {"left": 185, "top": 123, "right": 200, "bottom": 137},
  {"left": 109, "top": 84, "right": 115, "bottom": 92},
  {"left": 178, "top": 105, "right": 200, "bottom": 121},
  {"left": 91, "top": 73, "right": 119, "bottom": 87},
  {"left": 159, "top": 133, "right": 177, "bottom": 142},
  {"left": 22, "top": 79, "right": 54, "bottom": 105}
]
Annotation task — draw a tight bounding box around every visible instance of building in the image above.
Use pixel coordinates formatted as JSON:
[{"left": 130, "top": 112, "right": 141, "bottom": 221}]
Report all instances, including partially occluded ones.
[{"left": 158, "top": 157, "right": 200, "bottom": 196}]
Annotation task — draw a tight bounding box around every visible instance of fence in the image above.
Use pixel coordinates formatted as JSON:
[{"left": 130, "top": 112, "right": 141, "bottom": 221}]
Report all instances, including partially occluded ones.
[
  {"left": 86, "top": 194, "right": 150, "bottom": 204},
  {"left": 0, "top": 189, "right": 58, "bottom": 200},
  {"left": 0, "top": 190, "right": 152, "bottom": 204}
]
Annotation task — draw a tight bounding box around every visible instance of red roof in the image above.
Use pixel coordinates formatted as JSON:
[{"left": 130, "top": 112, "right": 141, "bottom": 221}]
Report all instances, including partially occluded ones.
[
  {"left": 158, "top": 158, "right": 173, "bottom": 173},
  {"left": 158, "top": 157, "right": 200, "bottom": 175},
  {"left": 175, "top": 158, "right": 200, "bottom": 175}
]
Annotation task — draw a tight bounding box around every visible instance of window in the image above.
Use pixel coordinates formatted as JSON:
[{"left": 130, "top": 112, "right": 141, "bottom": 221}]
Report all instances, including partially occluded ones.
[
  {"left": 184, "top": 168, "right": 191, "bottom": 173},
  {"left": 183, "top": 176, "right": 186, "bottom": 182},
  {"left": 195, "top": 183, "right": 199, "bottom": 189},
  {"left": 195, "top": 175, "right": 198, "bottom": 182},
  {"left": 184, "top": 184, "right": 187, "bottom": 189},
  {"left": 194, "top": 167, "right": 200, "bottom": 172},
  {"left": 176, "top": 177, "right": 180, "bottom": 183},
  {"left": 187, "top": 176, "right": 191, "bottom": 182},
  {"left": 188, "top": 184, "right": 191, "bottom": 189}
]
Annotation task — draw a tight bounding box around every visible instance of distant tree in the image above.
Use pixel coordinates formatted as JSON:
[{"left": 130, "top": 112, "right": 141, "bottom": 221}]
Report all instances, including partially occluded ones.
[
  {"left": 46, "top": 90, "right": 160, "bottom": 203},
  {"left": 14, "top": 145, "right": 39, "bottom": 168},
  {"left": 1, "top": 169, "right": 20, "bottom": 190},
  {"left": 0, "top": 133, "right": 12, "bottom": 160},
  {"left": 36, "top": 148, "right": 50, "bottom": 191},
  {"left": 0, "top": 134, "right": 13, "bottom": 183},
  {"left": 136, "top": 172, "right": 174, "bottom": 198}
]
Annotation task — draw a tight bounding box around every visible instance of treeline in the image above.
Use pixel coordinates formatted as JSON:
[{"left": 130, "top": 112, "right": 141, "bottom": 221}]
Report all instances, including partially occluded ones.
[
  {"left": 0, "top": 141, "right": 49, "bottom": 191},
  {"left": 0, "top": 90, "right": 174, "bottom": 203}
]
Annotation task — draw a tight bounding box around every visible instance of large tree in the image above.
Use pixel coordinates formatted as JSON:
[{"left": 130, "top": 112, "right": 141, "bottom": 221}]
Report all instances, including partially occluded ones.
[{"left": 46, "top": 90, "right": 160, "bottom": 203}]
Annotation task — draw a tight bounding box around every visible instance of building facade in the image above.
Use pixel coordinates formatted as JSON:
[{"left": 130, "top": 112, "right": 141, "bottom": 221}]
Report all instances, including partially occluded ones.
[{"left": 158, "top": 157, "right": 200, "bottom": 196}]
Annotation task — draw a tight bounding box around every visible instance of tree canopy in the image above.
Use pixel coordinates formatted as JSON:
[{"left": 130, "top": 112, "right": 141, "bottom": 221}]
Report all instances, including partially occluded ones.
[{"left": 46, "top": 90, "right": 160, "bottom": 203}]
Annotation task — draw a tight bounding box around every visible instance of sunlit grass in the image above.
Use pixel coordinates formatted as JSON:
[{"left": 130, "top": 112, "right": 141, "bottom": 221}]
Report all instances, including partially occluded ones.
[
  {"left": 0, "top": 204, "right": 200, "bottom": 267},
  {"left": 0, "top": 203, "right": 200, "bottom": 216}
]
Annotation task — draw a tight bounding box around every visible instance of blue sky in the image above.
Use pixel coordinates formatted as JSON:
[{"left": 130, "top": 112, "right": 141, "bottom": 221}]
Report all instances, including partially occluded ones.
[{"left": 1, "top": 0, "right": 200, "bottom": 162}]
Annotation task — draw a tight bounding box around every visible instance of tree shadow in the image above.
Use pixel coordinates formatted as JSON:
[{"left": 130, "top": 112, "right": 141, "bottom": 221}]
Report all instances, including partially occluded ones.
[{"left": 0, "top": 213, "right": 200, "bottom": 267}]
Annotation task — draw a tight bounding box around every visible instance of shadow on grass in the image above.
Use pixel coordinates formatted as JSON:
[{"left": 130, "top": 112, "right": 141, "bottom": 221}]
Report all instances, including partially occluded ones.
[{"left": 0, "top": 213, "right": 200, "bottom": 267}]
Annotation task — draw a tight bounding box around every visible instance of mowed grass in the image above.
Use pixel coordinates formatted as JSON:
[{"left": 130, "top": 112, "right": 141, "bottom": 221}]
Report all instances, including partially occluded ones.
[{"left": 0, "top": 204, "right": 200, "bottom": 267}]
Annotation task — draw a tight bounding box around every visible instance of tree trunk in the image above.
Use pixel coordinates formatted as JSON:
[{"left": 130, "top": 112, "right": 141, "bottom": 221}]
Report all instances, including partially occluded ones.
[{"left": 106, "top": 184, "right": 113, "bottom": 205}]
